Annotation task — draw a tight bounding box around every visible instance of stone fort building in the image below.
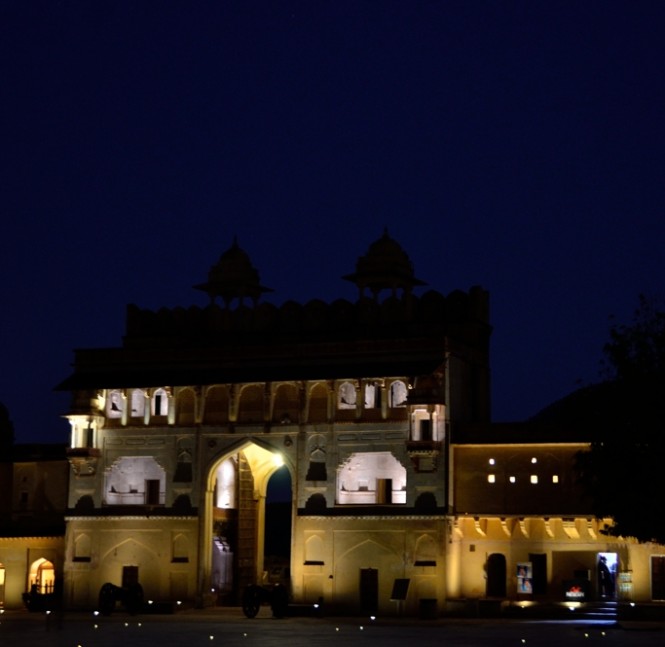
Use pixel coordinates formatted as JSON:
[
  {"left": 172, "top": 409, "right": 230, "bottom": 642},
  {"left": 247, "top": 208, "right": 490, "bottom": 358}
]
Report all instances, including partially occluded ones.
[{"left": 53, "top": 231, "right": 665, "bottom": 616}]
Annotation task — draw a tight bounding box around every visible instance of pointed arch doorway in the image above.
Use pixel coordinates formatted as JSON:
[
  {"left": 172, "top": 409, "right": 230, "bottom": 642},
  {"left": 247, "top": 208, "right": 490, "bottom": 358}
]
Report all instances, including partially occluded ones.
[{"left": 205, "top": 442, "right": 292, "bottom": 605}]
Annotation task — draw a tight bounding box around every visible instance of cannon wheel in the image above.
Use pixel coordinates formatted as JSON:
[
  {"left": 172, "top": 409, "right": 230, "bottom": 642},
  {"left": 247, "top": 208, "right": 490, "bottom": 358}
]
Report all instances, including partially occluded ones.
[
  {"left": 242, "top": 585, "right": 262, "bottom": 618},
  {"left": 99, "top": 583, "right": 118, "bottom": 616}
]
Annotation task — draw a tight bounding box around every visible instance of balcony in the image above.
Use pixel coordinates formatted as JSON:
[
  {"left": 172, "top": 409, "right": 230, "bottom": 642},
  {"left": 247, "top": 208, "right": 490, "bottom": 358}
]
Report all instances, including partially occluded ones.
[
  {"left": 406, "top": 440, "right": 442, "bottom": 472},
  {"left": 67, "top": 447, "right": 101, "bottom": 476}
]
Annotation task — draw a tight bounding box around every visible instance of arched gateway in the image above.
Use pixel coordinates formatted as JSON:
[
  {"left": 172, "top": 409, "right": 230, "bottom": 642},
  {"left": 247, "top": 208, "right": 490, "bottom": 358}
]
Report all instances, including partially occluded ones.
[
  {"left": 58, "top": 234, "right": 480, "bottom": 615},
  {"left": 201, "top": 441, "right": 292, "bottom": 605}
]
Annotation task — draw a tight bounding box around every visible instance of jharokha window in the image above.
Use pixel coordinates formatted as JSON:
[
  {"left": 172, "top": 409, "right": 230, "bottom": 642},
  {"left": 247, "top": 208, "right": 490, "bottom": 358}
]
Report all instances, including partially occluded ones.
[
  {"left": 105, "top": 457, "right": 166, "bottom": 505},
  {"left": 336, "top": 451, "right": 407, "bottom": 505}
]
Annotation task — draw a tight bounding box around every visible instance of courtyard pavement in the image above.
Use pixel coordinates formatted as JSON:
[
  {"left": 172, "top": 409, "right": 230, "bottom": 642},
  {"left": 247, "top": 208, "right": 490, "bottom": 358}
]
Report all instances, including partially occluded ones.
[{"left": 1, "top": 606, "right": 663, "bottom": 647}]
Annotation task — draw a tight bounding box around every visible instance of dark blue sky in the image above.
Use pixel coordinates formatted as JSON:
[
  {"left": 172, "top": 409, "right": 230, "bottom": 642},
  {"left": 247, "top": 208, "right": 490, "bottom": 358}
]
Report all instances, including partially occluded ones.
[{"left": 2, "top": 1, "right": 664, "bottom": 444}]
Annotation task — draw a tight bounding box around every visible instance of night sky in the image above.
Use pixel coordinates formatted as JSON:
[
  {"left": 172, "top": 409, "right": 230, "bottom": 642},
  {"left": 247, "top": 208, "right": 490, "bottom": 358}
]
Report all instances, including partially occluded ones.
[{"left": 2, "top": 1, "right": 664, "bottom": 444}]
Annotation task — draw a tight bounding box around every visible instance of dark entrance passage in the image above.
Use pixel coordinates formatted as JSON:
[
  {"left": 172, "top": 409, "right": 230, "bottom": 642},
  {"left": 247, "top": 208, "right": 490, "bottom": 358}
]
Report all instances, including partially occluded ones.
[
  {"left": 652, "top": 556, "right": 665, "bottom": 601},
  {"left": 360, "top": 568, "right": 378, "bottom": 614},
  {"left": 530, "top": 553, "right": 547, "bottom": 595},
  {"left": 264, "top": 465, "right": 292, "bottom": 587},
  {"left": 486, "top": 553, "right": 506, "bottom": 597}
]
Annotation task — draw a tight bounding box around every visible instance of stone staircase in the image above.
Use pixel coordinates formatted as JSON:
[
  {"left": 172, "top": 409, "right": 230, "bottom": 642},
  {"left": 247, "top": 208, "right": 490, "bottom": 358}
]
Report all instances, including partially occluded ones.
[
  {"left": 502, "top": 599, "right": 619, "bottom": 621},
  {"left": 568, "top": 600, "right": 618, "bottom": 621}
]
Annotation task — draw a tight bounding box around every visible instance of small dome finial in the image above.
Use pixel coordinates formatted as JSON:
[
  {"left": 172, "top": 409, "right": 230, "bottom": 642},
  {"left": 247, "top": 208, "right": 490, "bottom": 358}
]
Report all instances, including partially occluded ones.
[
  {"left": 342, "top": 230, "right": 426, "bottom": 300},
  {"left": 194, "top": 240, "right": 272, "bottom": 308}
]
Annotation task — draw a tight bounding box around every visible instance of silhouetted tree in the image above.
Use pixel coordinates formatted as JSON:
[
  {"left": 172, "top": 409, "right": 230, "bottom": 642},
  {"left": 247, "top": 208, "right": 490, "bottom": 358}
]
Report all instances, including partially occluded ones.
[{"left": 575, "top": 295, "right": 665, "bottom": 543}]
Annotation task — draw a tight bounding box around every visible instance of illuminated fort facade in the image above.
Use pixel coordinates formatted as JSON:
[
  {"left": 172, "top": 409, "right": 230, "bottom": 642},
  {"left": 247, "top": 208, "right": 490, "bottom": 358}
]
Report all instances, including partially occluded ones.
[{"left": 51, "top": 232, "right": 665, "bottom": 615}]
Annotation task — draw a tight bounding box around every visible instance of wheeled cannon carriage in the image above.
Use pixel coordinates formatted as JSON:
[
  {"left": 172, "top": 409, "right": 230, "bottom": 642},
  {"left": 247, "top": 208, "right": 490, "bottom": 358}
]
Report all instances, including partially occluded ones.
[
  {"left": 241, "top": 583, "right": 289, "bottom": 618},
  {"left": 98, "top": 581, "right": 145, "bottom": 615}
]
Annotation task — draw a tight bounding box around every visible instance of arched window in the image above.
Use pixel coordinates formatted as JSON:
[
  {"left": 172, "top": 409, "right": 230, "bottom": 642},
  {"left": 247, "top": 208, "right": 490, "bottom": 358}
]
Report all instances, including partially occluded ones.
[
  {"left": 273, "top": 383, "right": 299, "bottom": 424},
  {"left": 151, "top": 388, "right": 168, "bottom": 416},
  {"left": 107, "top": 390, "right": 124, "bottom": 418},
  {"left": 337, "top": 381, "right": 356, "bottom": 409},
  {"left": 204, "top": 385, "right": 229, "bottom": 424},
  {"left": 364, "top": 381, "right": 381, "bottom": 409},
  {"left": 237, "top": 384, "right": 263, "bottom": 423},
  {"left": 74, "top": 533, "right": 92, "bottom": 562},
  {"left": 28, "top": 558, "right": 55, "bottom": 594},
  {"left": 308, "top": 383, "right": 328, "bottom": 423},
  {"left": 130, "top": 389, "right": 145, "bottom": 418},
  {"left": 176, "top": 388, "right": 196, "bottom": 425},
  {"left": 389, "top": 381, "right": 407, "bottom": 407},
  {"left": 172, "top": 533, "right": 189, "bottom": 563},
  {"left": 305, "top": 535, "right": 325, "bottom": 565}
]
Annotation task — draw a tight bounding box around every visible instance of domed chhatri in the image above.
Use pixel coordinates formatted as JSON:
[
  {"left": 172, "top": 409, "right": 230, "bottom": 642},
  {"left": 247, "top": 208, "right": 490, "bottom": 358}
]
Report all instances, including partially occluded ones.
[
  {"left": 194, "top": 238, "right": 272, "bottom": 307},
  {"left": 343, "top": 228, "right": 426, "bottom": 300}
]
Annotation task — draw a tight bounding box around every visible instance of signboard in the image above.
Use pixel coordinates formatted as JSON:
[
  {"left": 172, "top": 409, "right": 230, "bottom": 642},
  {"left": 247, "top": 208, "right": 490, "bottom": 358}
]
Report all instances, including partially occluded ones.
[
  {"left": 390, "top": 578, "right": 410, "bottom": 601},
  {"left": 517, "top": 562, "right": 533, "bottom": 594},
  {"left": 564, "top": 579, "right": 588, "bottom": 600}
]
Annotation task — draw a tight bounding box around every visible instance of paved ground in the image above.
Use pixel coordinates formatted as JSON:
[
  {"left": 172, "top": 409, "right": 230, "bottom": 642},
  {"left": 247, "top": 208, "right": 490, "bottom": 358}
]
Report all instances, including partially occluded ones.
[{"left": 1, "top": 607, "right": 664, "bottom": 647}]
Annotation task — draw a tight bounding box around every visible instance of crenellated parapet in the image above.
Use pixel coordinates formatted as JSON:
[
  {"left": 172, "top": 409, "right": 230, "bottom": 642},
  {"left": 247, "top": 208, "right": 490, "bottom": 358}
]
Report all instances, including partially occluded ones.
[{"left": 124, "top": 288, "right": 489, "bottom": 348}]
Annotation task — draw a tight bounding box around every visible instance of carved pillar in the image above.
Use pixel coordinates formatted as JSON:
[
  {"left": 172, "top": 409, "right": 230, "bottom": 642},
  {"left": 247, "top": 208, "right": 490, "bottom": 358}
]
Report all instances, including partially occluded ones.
[
  {"left": 229, "top": 384, "right": 238, "bottom": 422},
  {"left": 298, "top": 381, "right": 306, "bottom": 424},
  {"left": 327, "top": 380, "right": 334, "bottom": 423},
  {"left": 265, "top": 382, "right": 272, "bottom": 423},
  {"left": 121, "top": 390, "right": 129, "bottom": 426},
  {"left": 143, "top": 390, "right": 150, "bottom": 426},
  {"left": 380, "top": 382, "right": 388, "bottom": 419},
  {"left": 194, "top": 385, "right": 204, "bottom": 424},
  {"left": 167, "top": 387, "right": 175, "bottom": 425}
]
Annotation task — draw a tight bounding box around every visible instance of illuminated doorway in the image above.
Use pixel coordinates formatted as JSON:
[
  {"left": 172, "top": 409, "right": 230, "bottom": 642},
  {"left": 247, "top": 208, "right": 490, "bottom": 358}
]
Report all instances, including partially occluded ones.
[
  {"left": 209, "top": 443, "right": 290, "bottom": 605},
  {"left": 0, "top": 563, "right": 5, "bottom": 606},
  {"left": 597, "top": 552, "right": 617, "bottom": 599},
  {"left": 28, "top": 558, "right": 55, "bottom": 594}
]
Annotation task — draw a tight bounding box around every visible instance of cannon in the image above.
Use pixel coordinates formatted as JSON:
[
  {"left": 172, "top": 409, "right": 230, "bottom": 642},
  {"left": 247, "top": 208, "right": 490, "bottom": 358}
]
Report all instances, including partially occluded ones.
[
  {"left": 241, "top": 583, "right": 289, "bottom": 618},
  {"left": 22, "top": 584, "right": 61, "bottom": 612},
  {"left": 98, "top": 582, "right": 144, "bottom": 615}
]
